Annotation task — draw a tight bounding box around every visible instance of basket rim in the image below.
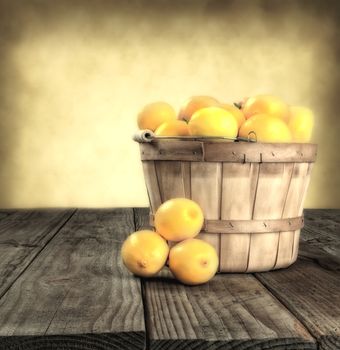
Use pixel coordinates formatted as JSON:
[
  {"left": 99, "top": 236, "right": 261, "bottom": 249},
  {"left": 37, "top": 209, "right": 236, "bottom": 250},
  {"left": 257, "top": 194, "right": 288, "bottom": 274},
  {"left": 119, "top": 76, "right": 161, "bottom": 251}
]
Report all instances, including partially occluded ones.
[{"left": 139, "top": 139, "right": 317, "bottom": 163}]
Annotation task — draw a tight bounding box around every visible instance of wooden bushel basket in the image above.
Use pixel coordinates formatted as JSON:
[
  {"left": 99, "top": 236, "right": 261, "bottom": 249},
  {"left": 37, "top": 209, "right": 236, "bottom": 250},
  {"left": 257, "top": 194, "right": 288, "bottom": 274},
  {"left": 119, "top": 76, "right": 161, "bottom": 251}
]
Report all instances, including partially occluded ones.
[{"left": 135, "top": 132, "right": 317, "bottom": 273}]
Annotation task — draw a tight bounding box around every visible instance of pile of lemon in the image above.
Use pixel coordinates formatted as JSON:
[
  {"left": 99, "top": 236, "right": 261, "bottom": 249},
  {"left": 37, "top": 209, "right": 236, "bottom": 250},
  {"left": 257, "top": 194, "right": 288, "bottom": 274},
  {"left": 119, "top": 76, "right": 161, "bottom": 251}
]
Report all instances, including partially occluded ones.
[
  {"left": 137, "top": 95, "right": 314, "bottom": 143},
  {"left": 121, "top": 198, "right": 218, "bottom": 285}
]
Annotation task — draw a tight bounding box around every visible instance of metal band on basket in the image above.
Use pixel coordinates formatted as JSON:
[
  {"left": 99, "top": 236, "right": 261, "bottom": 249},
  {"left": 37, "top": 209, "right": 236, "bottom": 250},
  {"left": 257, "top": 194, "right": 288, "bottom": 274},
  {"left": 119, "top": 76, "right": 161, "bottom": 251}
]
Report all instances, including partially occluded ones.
[{"left": 149, "top": 214, "right": 304, "bottom": 234}]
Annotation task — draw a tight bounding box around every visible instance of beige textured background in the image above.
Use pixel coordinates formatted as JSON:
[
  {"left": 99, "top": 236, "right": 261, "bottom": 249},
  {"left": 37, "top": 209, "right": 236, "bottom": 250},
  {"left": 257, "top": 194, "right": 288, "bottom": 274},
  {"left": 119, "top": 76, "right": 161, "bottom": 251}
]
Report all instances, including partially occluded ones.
[{"left": 0, "top": 0, "right": 339, "bottom": 208}]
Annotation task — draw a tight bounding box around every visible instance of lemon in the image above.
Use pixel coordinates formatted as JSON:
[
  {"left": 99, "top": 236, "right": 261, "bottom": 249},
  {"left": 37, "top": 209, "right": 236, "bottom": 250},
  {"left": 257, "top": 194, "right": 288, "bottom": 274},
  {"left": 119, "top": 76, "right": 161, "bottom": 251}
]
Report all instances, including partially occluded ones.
[
  {"left": 219, "top": 103, "right": 245, "bottom": 128},
  {"left": 243, "top": 95, "right": 289, "bottom": 122},
  {"left": 155, "top": 120, "right": 190, "bottom": 136},
  {"left": 178, "top": 95, "right": 219, "bottom": 122},
  {"left": 188, "top": 107, "right": 238, "bottom": 138},
  {"left": 137, "top": 102, "right": 176, "bottom": 131},
  {"left": 169, "top": 239, "right": 219, "bottom": 285},
  {"left": 121, "top": 230, "right": 169, "bottom": 277},
  {"left": 154, "top": 198, "right": 204, "bottom": 242},
  {"left": 239, "top": 114, "right": 292, "bottom": 143}
]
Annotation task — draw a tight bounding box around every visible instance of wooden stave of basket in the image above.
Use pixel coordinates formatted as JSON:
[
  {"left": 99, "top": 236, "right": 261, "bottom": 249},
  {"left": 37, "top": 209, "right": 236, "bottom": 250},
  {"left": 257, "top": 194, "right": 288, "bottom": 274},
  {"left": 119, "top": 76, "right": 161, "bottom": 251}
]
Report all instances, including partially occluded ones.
[{"left": 135, "top": 131, "right": 317, "bottom": 273}]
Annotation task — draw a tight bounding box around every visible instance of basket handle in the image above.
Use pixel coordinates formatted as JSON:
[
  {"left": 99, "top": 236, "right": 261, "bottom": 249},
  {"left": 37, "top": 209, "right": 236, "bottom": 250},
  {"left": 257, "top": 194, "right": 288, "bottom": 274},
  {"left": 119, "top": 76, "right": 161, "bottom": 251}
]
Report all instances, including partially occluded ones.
[{"left": 133, "top": 130, "right": 155, "bottom": 143}]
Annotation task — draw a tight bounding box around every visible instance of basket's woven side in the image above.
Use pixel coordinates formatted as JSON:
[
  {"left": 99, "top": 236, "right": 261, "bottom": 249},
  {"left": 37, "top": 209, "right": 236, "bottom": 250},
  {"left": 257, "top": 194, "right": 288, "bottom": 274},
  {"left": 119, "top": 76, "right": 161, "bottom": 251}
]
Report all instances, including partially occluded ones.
[
  {"left": 274, "top": 163, "right": 310, "bottom": 269},
  {"left": 191, "top": 162, "right": 222, "bottom": 259},
  {"left": 292, "top": 163, "right": 314, "bottom": 262},
  {"left": 219, "top": 163, "right": 259, "bottom": 272},
  {"left": 247, "top": 163, "right": 294, "bottom": 272}
]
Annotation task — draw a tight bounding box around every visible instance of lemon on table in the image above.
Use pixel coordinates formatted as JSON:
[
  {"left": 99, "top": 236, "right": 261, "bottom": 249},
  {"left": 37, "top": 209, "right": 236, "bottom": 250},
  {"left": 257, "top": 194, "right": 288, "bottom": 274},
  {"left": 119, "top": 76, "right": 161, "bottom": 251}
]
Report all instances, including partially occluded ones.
[
  {"left": 243, "top": 95, "right": 290, "bottom": 122},
  {"left": 169, "top": 239, "right": 219, "bottom": 285},
  {"left": 178, "top": 95, "right": 220, "bottom": 122},
  {"left": 155, "top": 120, "right": 190, "bottom": 136},
  {"left": 121, "top": 230, "right": 169, "bottom": 277},
  {"left": 188, "top": 107, "right": 238, "bottom": 138},
  {"left": 288, "top": 106, "right": 314, "bottom": 142},
  {"left": 137, "top": 102, "right": 176, "bottom": 131},
  {"left": 239, "top": 113, "right": 292, "bottom": 143},
  {"left": 154, "top": 198, "right": 204, "bottom": 242}
]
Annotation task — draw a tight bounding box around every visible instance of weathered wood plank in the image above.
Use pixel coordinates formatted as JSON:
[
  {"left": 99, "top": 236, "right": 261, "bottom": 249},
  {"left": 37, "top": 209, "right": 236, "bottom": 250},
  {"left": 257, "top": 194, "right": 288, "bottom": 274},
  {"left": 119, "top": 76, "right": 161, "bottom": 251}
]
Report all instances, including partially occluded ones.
[
  {"left": 255, "top": 258, "right": 340, "bottom": 350},
  {"left": 0, "top": 209, "right": 74, "bottom": 298},
  {"left": 295, "top": 209, "right": 340, "bottom": 271},
  {"left": 0, "top": 209, "right": 145, "bottom": 350},
  {"left": 302, "top": 209, "right": 340, "bottom": 257},
  {"left": 143, "top": 271, "right": 316, "bottom": 350},
  {"left": 134, "top": 208, "right": 316, "bottom": 350},
  {"left": 0, "top": 210, "right": 16, "bottom": 221},
  {"left": 0, "top": 333, "right": 143, "bottom": 350}
]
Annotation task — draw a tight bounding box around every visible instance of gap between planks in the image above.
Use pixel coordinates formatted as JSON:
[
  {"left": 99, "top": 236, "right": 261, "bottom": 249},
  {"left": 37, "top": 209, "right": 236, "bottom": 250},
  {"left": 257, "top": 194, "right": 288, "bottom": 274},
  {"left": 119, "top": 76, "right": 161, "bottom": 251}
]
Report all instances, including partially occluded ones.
[{"left": 0, "top": 209, "right": 77, "bottom": 301}]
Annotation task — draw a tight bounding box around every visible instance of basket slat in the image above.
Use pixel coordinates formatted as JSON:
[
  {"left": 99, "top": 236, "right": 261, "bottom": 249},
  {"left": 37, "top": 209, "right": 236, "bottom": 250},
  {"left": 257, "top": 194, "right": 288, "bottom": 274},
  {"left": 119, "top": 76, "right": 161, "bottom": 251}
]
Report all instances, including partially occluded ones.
[
  {"left": 247, "top": 163, "right": 294, "bottom": 272},
  {"left": 220, "top": 163, "right": 259, "bottom": 272},
  {"left": 275, "top": 163, "right": 310, "bottom": 268},
  {"left": 155, "top": 161, "right": 187, "bottom": 201},
  {"left": 191, "top": 162, "right": 222, "bottom": 258},
  {"left": 142, "top": 161, "right": 162, "bottom": 213},
  {"left": 292, "top": 163, "right": 314, "bottom": 261}
]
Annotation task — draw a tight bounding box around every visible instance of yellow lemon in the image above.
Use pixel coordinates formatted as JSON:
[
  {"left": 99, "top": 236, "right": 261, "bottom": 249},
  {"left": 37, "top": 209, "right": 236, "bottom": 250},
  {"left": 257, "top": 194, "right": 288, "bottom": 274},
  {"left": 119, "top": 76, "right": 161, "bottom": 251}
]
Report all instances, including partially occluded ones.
[
  {"left": 121, "top": 230, "right": 169, "bottom": 277},
  {"left": 154, "top": 198, "right": 204, "bottom": 242},
  {"left": 288, "top": 106, "right": 314, "bottom": 142},
  {"left": 243, "top": 95, "right": 289, "bottom": 122},
  {"left": 137, "top": 102, "right": 176, "bottom": 131},
  {"left": 239, "top": 114, "right": 292, "bottom": 143},
  {"left": 155, "top": 120, "right": 190, "bottom": 136},
  {"left": 178, "top": 95, "right": 220, "bottom": 122},
  {"left": 219, "top": 103, "right": 245, "bottom": 128},
  {"left": 169, "top": 239, "right": 219, "bottom": 285},
  {"left": 188, "top": 107, "right": 238, "bottom": 138}
]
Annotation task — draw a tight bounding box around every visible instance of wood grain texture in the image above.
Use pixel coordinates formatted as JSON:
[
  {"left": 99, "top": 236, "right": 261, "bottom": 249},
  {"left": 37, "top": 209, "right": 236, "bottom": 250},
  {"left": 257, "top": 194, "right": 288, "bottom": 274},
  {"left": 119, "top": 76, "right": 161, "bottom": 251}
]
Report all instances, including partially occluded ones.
[
  {"left": 247, "top": 163, "right": 294, "bottom": 272},
  {"left": 0, "top": 333, "right": 143, "bottom": 350},
  {"left": 203, "top": 142, "right": 317, "bottom": 163},
  {"left": 0, "top": 210, "right": 16, "bottom": 221},
  {"left": 292, "top": 163, "right": 314, "bottom": 262},
  {"left": 205, "top": 216, "right": 303, "bottom": 234},
  {"left": 155, "top": 161, "right": 188, "bottom": 202},
  {"left": 256, "top": 258, "right": 340, "bottom": 350},
  {"left": 0, "top": 209, "right": 74, "bottom": 298},
  {"left": 220, "top": 163, "right": 259, "bottom": 272},
  {"left": 302, "top": 209, "right": 340, "bottom": 259},
  {"left": 0, "top": 209, "right": 145, "bottom": 350},
  {"left": 275, "top": 163, "right": 310, "bottom": 269},
  {"left": 298, "top": 209, "right": 340, "bottom": 271},
  {"left": 191, "top": 162, "right": 221, "bottom": 257},
  {"left": 141, "top": 141, "right": 317, "bottom": 163},
  {"left": 143, "top": 271, "right": 316, "bottom": 350},
  {"left": 142, "top": 161, "right": 162, "bottom": 213},
  {"left": 140, "top": 140, "right": 204, "bottom": 161}
]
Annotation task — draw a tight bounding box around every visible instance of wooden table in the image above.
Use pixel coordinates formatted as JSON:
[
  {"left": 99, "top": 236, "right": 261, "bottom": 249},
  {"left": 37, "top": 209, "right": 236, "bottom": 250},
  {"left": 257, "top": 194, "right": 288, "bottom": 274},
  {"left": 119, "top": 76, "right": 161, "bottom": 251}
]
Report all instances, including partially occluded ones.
[{"left": 0, "top": 208, "right": 338, "bottom": 350}]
